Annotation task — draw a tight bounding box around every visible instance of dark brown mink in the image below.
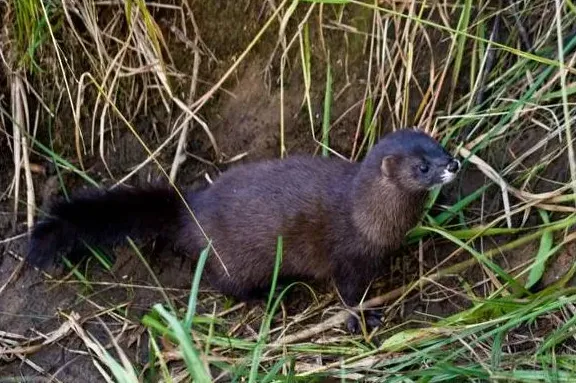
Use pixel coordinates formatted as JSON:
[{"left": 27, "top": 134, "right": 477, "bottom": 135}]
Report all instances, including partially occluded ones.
[{"left": 25, "top": 128, "right": 461, "bottom": 333}]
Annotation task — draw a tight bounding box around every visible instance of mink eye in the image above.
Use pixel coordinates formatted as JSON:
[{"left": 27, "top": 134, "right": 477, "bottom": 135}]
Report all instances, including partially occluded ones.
[{"left": 418, "top": 163, "right": 429, "bottom": 173}]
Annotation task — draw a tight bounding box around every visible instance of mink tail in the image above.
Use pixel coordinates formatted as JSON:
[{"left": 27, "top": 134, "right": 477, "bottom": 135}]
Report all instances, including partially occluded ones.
[{"left": 26, "top": 186, "right": 183, "bottom": 269}]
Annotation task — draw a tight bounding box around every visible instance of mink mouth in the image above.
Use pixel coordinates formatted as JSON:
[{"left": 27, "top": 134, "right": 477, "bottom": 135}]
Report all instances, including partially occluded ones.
[
  {"left": 440, "top": 159, "right": 460, "bottom": 185},
  {"left": 424, "top": 159, "right": 460, "bottom": 190},
  {"left": 440, "top": 169, "right": 456, "bottom": 184}
]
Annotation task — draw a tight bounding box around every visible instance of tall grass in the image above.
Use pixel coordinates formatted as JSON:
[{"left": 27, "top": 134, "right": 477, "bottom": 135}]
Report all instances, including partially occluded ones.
[{"left": 2, "top": 0, "right": 576, "bottom": 382}]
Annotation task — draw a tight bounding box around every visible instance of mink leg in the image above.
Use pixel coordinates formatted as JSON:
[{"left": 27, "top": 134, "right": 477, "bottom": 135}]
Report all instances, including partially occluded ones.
[{"left": 333, "top": 266, "right": 382, "bottom": 334}]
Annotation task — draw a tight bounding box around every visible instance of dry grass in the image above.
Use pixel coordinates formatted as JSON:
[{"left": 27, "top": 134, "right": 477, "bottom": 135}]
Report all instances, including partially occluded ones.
[{"left": 1, "top": 0, "right": 576, "bottom": 381}]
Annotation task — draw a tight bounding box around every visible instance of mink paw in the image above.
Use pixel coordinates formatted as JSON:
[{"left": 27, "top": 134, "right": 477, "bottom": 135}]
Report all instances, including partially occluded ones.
[{"left": 346, "top": 310, "right": 383, "bottom": 334}]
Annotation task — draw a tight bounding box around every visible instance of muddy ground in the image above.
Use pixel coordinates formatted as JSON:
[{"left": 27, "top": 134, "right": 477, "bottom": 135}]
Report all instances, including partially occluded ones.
[{"left": 0, "top": 2, "right": 574, "bottom": 382}]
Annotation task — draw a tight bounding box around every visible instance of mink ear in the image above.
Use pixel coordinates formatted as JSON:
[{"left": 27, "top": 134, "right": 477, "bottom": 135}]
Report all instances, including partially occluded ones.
[{"left": 381, "top": 156, "right": 397, "bottom": 178}]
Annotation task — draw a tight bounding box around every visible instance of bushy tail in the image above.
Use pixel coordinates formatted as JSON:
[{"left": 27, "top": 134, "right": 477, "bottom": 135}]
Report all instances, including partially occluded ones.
[{"left": 27, "top": 185, "right": 184, "bottom": 269}]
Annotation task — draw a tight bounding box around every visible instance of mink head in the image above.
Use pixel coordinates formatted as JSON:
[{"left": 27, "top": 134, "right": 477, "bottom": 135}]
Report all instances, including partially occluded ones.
[{"left": 365, "top": 128, "right": 460, "bottom": 192}]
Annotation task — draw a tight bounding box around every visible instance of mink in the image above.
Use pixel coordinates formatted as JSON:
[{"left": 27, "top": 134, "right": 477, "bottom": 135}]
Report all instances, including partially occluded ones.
[{"left": 25, "top": 128, "right": 461, "bottom": 333}]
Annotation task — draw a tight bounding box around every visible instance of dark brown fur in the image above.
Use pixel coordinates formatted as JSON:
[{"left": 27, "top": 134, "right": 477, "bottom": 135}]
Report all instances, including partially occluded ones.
[{"left": 26, "top": 128, "right": 460, "bottom": 333}]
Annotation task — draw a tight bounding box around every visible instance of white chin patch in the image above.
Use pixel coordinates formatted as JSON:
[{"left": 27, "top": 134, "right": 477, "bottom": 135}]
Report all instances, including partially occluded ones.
[
  {"left": 428, "top": 170, "right": 458, "bottom": 190},
  {"left": 441, "top": 169, "right": 457, "bottom": 184}
]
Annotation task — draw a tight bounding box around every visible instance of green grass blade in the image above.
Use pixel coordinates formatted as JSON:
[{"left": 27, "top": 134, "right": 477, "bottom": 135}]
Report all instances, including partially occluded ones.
[
  {"left": 248, "top": 236, "right": 283, "bottom": 383},
  {"left": 452, "top": 0, "right": 473, "bottom": 87},
  {"left": 153, "top": 304, "right": 212, "bottom": 382},
  {"left": 184, "top": 243, "right": 211, "bottom": 328},
  {"left": 322, "top": 52, "right": 332, "bottom": 157},
  {"left": 525, "top": 210, "right": 554, "bottom": 289}
]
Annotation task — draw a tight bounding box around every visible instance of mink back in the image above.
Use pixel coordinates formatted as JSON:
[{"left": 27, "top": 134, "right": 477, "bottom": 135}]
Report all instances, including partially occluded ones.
[{"left": 174, "top": 156, "right": 364, "bottom": 294}]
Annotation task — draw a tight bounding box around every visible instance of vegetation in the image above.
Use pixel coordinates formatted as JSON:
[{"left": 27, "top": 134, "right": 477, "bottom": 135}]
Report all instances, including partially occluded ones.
[{"left": 1, "top": 0, "right": 576, "bottom": 381}]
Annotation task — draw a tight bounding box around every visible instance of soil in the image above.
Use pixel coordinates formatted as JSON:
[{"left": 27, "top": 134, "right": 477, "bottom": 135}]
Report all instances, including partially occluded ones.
[{"left": 1, "top": 2, "right": 574, "bottom": 382}]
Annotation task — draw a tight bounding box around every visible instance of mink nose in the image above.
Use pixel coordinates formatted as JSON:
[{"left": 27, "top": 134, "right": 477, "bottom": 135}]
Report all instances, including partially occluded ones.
[{"left": 447, "top": 159, "right": 460, "bottom": 173}]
